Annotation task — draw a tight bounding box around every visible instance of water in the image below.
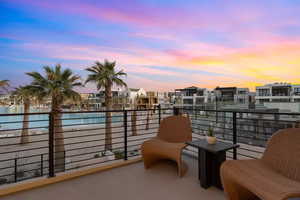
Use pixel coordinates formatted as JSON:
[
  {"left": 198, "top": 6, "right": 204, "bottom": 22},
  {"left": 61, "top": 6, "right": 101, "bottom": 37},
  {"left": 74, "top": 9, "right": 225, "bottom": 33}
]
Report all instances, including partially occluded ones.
[{"left": 0, "top": 106, "right": 122, "bottom": 131}]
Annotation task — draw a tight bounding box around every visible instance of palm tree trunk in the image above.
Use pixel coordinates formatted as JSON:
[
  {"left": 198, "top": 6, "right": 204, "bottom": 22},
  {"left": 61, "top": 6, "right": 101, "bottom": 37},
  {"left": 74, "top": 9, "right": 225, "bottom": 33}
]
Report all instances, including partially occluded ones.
[
  {"left": 145, "top": 109, "right": 150, "bottom": 130},
  {"left": 105, "top": 84, "right": 113, "bottom": 151},
  {"left": 131, "top": 110, "right": 137, "bottom": 136},
  {"left": 20, "top": 100, "right": 30, "bottom": 144},
  {"left": 52, "top": 100, "right": 65, "bottom": 172}
]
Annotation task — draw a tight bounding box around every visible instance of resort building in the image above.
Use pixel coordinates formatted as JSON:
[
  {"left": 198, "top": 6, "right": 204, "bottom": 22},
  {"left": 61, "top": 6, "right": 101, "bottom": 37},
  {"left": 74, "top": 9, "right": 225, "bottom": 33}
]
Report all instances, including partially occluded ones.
[
  {"left": 83, "top": 90, "right": 130, "bottom": 110},
  {"left": 133, "top": 91, "right": 171, "bottom": 109},
  {"left": 146, "top": 91, "right": 171, "bottom": 107},
  {"left": 255, "top": 83, "right": 300, "bottom": 113},
  {"left": 80, "top": 89, "right": 171, "bottom": 110},
  {"left": 174, "top": 86, "right": 254, "bottom": 107},
  {"left": 124, "top": 88, "right": 147, "bottom": 105},
  {"left": 292, "top": 85, "right": 300, "bottom": 102},
  {"left": 256, "top": 83, "right": 300, "bottom": 103},
  {"left": 174, "top": 86, "right": 212, "bottom": 106},
  {"left": 85, "top": 93, "right": 102, "bottom": 109},
  {"left": 158, "top": 92, "right": 173, "bottom": 108},
  {"left": 214, "top": 87, "right": 254, "bottom": 104},
  {"left": 0, "top": 94, "right": 12, "bottom": 105}
]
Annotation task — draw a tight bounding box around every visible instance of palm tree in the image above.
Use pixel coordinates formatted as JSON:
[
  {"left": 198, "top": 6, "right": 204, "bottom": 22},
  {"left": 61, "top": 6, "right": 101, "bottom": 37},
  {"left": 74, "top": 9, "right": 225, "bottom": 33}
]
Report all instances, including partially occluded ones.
[
  {"left": 145, "top": 106, "right": 151, "bottom": 131},
  {"left": 13, "top": 86, "right": 37, "bottom": 144},
  {"left": 131, "top": 110, "right": 137, "bottom": 136},
  {"left": 27, "top": 65, "right": 82, "bottom": 171},
  {"left": 85, "top": 60, "right": 127, "bottom": 151},
  {"left": 0, "top": 80, "right": 9, "bottom": 92},
  {"left": 131, "top": 96, "right": 138, "bottom": 136},
  {"left": 0, "top": 80, "right": 10, "bottom": 105}
]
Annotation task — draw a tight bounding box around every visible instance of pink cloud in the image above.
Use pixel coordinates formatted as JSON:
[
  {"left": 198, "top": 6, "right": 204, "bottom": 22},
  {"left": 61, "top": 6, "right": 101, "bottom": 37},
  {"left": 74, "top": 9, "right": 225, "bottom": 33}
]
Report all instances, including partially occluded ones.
[{"left": 3, "top": 0, "right": 300, "bottom": 91}]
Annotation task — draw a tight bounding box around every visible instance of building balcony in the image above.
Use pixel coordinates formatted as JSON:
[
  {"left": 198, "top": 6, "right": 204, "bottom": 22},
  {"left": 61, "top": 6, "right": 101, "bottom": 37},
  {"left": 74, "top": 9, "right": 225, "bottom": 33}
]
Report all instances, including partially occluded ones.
[
  {"left": 182, "top": 96, "right": 194, "bottom": 99},
  {"left": 271, "top": 95, "right": 290, "bottom": 97},
  {"left": 255, "top": 95, "right": 271, "bottom": 99},
  {"left": 0, "top": 108, "right": 299, "bottom": 199}
]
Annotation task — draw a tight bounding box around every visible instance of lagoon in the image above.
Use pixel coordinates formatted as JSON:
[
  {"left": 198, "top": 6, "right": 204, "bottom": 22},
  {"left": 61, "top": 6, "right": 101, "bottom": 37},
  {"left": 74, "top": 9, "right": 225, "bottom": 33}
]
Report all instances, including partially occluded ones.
[{"left": 0, "top": 106, "right": 122, "bottom": 131}]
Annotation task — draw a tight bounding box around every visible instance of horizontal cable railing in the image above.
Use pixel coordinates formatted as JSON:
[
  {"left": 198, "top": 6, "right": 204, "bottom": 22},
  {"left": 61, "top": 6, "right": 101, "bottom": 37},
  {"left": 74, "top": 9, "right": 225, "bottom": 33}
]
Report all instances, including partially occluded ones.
[
  {"left": 0, "top": 106, "right": 173, "bottom": 185},
  {"left": 0, "top": 112, "right": 49, "bottom": 185},
  {"left": 0, "top": 106, "right": 299, "bottom": 186},
  {"left": 180, "top": 107, "right": 300, "bottom": 160}
]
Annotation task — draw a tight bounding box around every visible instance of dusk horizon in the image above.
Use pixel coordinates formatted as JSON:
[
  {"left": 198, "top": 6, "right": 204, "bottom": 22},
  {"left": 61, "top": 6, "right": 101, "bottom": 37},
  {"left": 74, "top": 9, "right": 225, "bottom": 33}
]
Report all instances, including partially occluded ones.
[
  {"left": 1, "top": 0, "right": 300, "bottom": 195},
  {"left": 1, "top": 0, "right": 300, "bottom": 92}
]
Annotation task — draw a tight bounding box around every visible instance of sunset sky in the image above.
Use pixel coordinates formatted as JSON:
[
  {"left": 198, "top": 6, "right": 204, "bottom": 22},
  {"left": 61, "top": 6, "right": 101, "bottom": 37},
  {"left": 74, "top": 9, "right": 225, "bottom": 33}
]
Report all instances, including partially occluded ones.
[{"left": 1, "top": 0, "right": 300, "bottom": 92}]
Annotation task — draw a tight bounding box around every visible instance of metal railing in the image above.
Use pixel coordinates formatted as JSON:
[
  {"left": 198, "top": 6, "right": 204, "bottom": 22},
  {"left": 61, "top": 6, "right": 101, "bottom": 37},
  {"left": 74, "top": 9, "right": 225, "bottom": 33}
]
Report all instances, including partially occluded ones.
[
  {"left": 0, "top": 106, "right": 299, "bottom": 186},
  {"left": 0, "top": 106, "right": 173, "bottom": 185},
  {"left": 179, "top": 107, "right": 300, "bottom": 160},
  {"left": 0, "top": 112, "right": 50, "bottom": 184}
]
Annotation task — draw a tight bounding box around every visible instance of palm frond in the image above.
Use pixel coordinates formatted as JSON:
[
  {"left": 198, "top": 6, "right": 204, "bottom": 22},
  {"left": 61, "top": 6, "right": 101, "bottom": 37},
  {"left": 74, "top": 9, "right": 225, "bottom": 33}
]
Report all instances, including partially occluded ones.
[
  {"left": 85, "top": 59, "right": 127, "bottom": 91},
  {"left": 26, "top": 65, "right": 83, "bottom": 108}
]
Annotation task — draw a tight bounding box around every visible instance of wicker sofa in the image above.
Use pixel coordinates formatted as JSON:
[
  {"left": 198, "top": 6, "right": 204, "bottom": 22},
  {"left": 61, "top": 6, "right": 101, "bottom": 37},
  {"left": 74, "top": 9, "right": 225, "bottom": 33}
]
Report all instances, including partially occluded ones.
[{"left": 221, "top": 128, "right": 300, "bottom": 200}]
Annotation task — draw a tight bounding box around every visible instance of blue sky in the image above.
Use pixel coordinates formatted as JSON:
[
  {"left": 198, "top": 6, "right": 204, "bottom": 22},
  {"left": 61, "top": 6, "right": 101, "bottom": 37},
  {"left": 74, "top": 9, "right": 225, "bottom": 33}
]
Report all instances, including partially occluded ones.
[{"left": 1, "top": 0, "right": 300, "bottom": 91}]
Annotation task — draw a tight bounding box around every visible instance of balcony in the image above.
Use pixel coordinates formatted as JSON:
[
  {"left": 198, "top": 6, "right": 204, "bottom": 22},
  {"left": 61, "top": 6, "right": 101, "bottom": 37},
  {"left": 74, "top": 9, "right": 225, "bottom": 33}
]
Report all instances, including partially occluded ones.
[
  {"left": 0, "top": 155, "right": 225, "bottom": 200},
  {"left": 0, "top": 108, "right": 299, "bottom": 199}
]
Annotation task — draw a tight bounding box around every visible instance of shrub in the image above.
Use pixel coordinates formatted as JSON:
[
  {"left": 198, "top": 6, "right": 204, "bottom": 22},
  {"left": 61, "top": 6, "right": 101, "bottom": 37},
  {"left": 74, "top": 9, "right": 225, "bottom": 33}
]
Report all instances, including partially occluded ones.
[
  {"left": 16, "top": 170, "right": 25, "bottom": 178},
  {"left": 34, "top": 169, "right": 41, "bottom": 177},
  {"left": 94, "top": 154, "right": 100, "bottom": 158},
  {"left": 113, "top": 151, "right": 124, "bottom": 159}
]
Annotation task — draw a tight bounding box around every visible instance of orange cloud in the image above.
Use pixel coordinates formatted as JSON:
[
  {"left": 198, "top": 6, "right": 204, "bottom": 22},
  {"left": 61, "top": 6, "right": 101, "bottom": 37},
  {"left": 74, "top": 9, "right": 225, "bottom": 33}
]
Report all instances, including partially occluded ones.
[{"left": 15, "top": 34, "right": 300, "bottom": 91}]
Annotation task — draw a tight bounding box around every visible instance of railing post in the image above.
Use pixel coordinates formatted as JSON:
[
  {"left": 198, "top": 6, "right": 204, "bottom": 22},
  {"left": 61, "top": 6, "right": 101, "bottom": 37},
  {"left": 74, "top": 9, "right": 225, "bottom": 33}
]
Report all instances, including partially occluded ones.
[
  {"left": 14, "top": 158, "right": 17, "bottom": 182},
  {"left": 63, "top": 151, "right": 66, "bottom": 171},
  {"left": 158, "top": 104, "right": 161, "bottom": 124},
  {"left": 232, "top": 112, "right": 237, "bottom": 160},
  {"left": 215, "top": 97, "right": 218, "bottom": 123},
  {"left": 123, "top": 110, "right": 128, "bottom": 161},
  {"left": 41, "top": 154, "right": 44, "bottom": 176},
  {"left": 48, "top": 112, "right": 55, "bottom": 177}
]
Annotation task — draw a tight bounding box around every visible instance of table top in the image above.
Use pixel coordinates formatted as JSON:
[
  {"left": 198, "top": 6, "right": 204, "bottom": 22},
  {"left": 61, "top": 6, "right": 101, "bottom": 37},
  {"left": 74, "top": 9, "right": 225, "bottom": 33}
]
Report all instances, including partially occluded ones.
[{"left": 186, "top": 139, "right": 239, "bottom": 154}]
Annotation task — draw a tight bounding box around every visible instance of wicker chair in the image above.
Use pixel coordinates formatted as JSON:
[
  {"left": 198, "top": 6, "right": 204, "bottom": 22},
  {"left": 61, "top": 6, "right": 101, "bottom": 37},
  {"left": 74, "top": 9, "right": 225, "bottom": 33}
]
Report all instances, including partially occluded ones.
[
  {"left": 141, "top": 115, "right": 192, "bottom": 177},
  {"left": 221, "top": 128, "right": 300, "bottom": 200}
]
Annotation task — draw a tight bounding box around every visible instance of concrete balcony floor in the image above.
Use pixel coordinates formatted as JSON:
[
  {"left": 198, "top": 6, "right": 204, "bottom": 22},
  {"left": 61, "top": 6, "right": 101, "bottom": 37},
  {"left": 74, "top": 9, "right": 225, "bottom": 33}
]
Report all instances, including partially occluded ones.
[{"left": 2, "top": 156, "right": 225, "bottom": 200}]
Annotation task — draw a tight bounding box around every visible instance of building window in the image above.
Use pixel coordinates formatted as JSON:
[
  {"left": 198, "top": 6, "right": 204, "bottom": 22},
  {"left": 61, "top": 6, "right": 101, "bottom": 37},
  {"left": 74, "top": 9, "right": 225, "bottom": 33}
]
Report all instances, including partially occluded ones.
[
  {"left": 259, "top": 99, "right": 270, "bottom": 104},
  {"left": 294, "top": 88, "right": 300, "bottom": 96},
  {"left": 195, "top": 98, "right": 204, "bottom": 104},
  {"left": 238, "top": 98, "right": 245, "bottom": 103},
  {"left": 272, "top": 99, "right": 290, "bottom": 102},
  {"left": 258, "top": 89, "right": 270, "bottom": 96},
  {"left": 183, "top": 99, "right": 193, "bottom": 104},
  {"left": 196, "top": 91, "right": 204, "bottom": 96},
  {"left": 272, "top": 87, "right": 290, "bottom": 96}
]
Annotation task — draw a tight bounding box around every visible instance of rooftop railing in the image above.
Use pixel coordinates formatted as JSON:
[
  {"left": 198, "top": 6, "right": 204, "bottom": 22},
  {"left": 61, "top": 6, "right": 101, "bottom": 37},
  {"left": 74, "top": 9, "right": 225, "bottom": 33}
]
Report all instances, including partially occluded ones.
[{"left": 0, "top": 107, "right": 299, "bottom": 186}]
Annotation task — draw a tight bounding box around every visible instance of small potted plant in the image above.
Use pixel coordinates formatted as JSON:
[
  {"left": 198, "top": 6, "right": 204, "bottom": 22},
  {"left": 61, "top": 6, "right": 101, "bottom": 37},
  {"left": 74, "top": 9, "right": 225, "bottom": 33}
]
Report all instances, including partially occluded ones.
[{"left": 206, "top": 126, "right": 217, "bottom": 144}]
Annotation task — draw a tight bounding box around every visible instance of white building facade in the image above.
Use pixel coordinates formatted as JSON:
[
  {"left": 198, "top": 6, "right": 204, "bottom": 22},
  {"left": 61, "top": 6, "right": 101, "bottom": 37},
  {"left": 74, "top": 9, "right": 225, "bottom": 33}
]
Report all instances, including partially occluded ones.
[
  {"left": 123, "top": 88, "right": 147, "bottom": 104},
  {"left": 174, "top": 86, "right": 214, "bottom": 106},
  {"left": 256, "top": 83, "right": 300, "bottom": 103}
]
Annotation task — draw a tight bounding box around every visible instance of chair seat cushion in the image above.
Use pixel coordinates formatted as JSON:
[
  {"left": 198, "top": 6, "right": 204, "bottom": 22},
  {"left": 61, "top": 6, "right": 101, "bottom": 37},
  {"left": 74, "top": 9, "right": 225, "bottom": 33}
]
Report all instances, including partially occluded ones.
[
  {"left": 142, "top": 138, "right": 186, "bottom": 159},
  {"left": 222, "top": 160, "right": 300, "bottom": 200}
]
